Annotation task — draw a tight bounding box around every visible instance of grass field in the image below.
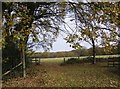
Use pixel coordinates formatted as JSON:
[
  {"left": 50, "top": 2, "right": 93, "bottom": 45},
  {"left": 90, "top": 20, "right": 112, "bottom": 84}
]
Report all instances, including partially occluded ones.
[
  {"left": 2, "top": 55, "right": 120, "bottom": 87},
  {"left": 32, "top": 54, "right": 120, "bottom": 63}
]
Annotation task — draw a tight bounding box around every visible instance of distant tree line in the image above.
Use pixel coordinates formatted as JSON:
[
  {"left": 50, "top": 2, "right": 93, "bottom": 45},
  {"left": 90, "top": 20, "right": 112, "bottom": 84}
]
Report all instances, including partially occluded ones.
[{"left": 32, "top": 46, "right": 119, "bottom": 58}]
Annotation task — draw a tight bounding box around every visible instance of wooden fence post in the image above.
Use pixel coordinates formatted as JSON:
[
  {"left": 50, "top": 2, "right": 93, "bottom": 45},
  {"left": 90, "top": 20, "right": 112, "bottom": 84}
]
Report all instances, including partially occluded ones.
[
  {"left": 39, "top": 58, "right": 40, "bottom": 64},
  {"left": 64, "top": 58, "right": 65, "bottom": 63},
  {"left": 30, "top": 58, "right": 32, "bottom": 64},
  {"left": 35, "top": 58, "right": 37, "bottom": 64}
]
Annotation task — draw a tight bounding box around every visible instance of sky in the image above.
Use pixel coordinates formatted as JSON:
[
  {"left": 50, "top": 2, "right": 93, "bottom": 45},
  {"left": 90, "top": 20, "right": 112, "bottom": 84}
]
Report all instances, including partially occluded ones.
[
  {"left": 33, "top": 12, "right": 92, "bottom": 52},
  {"left": 49, "top": 33, "right": 91, "bottom": 52},
  {"left": 34, "top": 27, "right": 91, "bottom": 52},
  {"left": 35, "top": 32, "right": 91, "bottom": 52},
  {"left": 49, "top": 33, "right": 74, "bottom": 52}
]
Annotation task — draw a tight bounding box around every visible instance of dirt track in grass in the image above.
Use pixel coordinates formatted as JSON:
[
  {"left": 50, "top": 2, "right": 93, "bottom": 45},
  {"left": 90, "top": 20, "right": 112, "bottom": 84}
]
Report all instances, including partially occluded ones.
[{"left": 2, "top": 62, "right": 120, "bottom": 87}]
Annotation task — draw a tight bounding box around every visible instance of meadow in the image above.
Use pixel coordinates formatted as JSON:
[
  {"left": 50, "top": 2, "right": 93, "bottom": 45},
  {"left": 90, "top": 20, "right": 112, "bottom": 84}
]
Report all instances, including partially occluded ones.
[
  {"left": 2, "top": 55, "right": 120, "bottom": 88},
  {"left": 33, "top": 54, "right": 120, "bottom": 63}
]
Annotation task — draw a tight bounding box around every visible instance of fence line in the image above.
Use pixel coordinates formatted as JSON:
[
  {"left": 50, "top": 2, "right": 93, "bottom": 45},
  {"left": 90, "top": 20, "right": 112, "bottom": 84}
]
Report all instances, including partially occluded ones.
[{"left": 2, "top": 62, "right": 22, "bottom": 77}]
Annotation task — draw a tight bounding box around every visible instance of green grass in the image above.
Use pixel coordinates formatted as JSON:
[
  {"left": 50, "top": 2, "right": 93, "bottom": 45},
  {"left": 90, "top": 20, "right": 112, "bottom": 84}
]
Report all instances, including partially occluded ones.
[
  {"left": 41, "top": 58, "right": 64, "bottom": 63},
  {"left": 31, "top": 54, "right": 120, "bottom": 63},
  {"left": 95, "top": 54, "right": 120, "bottom": 58}
]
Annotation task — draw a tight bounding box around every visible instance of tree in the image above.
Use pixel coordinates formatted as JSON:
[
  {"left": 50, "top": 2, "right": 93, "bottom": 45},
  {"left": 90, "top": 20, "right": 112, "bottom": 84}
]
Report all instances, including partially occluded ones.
[
  {"left": 94, "top": 2, "right": 120, "bottom": 54},
  {"left": 2, "top": 2, "right": 67, "bottom": 77},
  {"left": 64, "top": 2, "right": 119, "bottom": 64}
]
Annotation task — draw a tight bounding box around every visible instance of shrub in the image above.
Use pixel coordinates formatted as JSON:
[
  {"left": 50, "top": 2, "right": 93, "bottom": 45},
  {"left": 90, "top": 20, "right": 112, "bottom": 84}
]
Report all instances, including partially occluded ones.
[{"left": 66, "top": 58, "right": 79, "bottom": 64}]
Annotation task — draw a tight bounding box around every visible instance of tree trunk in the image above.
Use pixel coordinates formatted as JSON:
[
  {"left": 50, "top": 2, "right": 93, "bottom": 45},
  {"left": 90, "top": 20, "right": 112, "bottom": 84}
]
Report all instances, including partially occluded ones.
[
  {"left": 92, "top": 38, "right": 96, "bottom": 64},
  {"left": 21, "top": 37, "right": 28, "bottom": 78},
  {"left": 118, "top": 28, "right": 120, "bottom": 54},
  {"left": 22, "top": 45, "right": 26, "bottom": 77},
  {"left": 118, "top": 42, "right": 120, "bottom": 54}
]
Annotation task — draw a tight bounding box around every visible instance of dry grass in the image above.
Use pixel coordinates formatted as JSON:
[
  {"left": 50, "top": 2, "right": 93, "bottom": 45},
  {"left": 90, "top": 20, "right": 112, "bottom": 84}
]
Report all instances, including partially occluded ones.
[{"left": 2, "top": 61, "right": 120, "bottom": 88}]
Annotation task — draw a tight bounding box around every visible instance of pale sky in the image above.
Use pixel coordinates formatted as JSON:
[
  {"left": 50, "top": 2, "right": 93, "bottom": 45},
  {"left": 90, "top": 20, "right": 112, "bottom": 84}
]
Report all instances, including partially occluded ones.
[
  {"left": 34, "top": 29, "right": 91, "bottom": 52},
  {"left": 34, "top": 32, "right": 91, "bottom": 52},
  {"left": 49, "top": 33, "right": 91, "bottom": 52},
  {"left": 34, "top": 13, "right": 91, "bottom": 52},
  {"left": 49, "top": 33, "right": 74, "bottom": 52}
]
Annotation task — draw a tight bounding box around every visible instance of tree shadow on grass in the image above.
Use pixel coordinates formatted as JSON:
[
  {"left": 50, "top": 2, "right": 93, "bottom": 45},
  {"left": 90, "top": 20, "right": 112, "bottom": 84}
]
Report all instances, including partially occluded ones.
[
  {"left": 98, "top": 62, "right": 120, "bottom": 78},
  {"left": 107, "top": 67, "right": 120, "bottom": 78}
]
